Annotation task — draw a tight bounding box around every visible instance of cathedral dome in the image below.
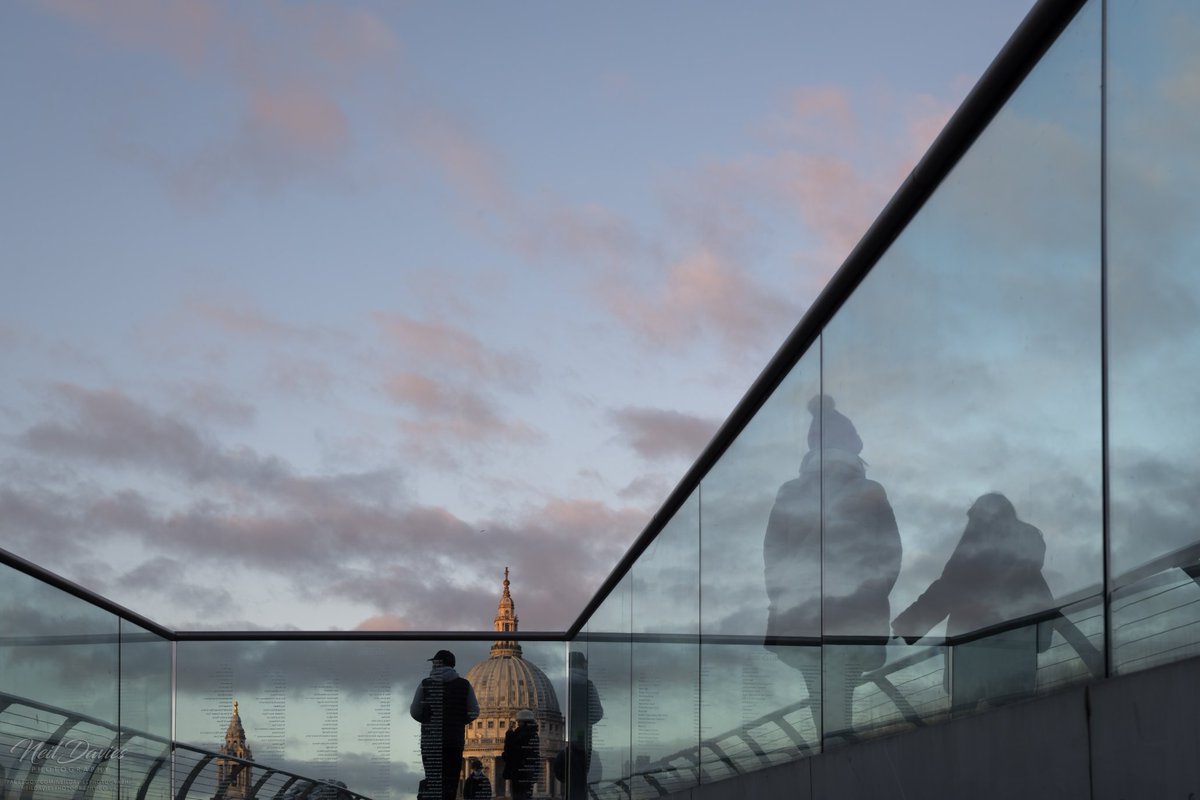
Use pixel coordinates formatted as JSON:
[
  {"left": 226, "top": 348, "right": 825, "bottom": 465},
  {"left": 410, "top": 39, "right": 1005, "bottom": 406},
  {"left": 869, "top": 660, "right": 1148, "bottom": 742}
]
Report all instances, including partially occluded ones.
[
  {"left": 464, "top": 567, "right": 561, "bottom": 715},
  {"left": 463, "top": 569, "right": 566, "bottom": 798},
  {"left": 466, "top": 649, "right": 561, "bottom": 715}
]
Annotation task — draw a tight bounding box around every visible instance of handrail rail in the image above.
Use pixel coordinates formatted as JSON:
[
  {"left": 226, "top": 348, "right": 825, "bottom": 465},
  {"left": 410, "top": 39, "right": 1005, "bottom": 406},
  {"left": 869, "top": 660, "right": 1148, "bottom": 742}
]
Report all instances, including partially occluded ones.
[
  {"left": 564, "top": 0, "right": 1089, "bottom": 640},
  {"left": 595, "top": 598, "right": 1106, "bottom": 797},
  {"left": 0, "top": 546, "right": 171, "bottom": 638},
  {"left": 0, "top": 689, "right": 374, "bottom": 800}
]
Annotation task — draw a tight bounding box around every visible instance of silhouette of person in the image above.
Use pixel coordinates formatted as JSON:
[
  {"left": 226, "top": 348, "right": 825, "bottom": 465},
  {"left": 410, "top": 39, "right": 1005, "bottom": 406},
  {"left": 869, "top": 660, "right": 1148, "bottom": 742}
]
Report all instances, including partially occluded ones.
[
  {"left": 409, "top": 649, "right": 480, "bottom": 800},
  {"left": 462, "top": 758, "right": 492, "bottom": 800},
  {"left": 502, "top": 709, "right": 541, "bottom": 800},
  {"left": 763, "top": 395, "right": 902, "bottom": 741},
  {"left": 564, "top": 651, "right": 603, "bottom": 795},
  {"left": 892, "top": 493, "right": 1055, "bottom": 711}
]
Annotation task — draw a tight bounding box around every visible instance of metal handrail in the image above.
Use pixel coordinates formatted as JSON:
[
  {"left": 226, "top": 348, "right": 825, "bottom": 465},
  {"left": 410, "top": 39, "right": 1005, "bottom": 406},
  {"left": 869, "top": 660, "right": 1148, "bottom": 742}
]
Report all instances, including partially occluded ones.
[
  {"left": 586, "top": 599, "right": 1107, "bottom": 798},
  {"left": 0, "top": 689, "right": 374, "bottom": 800}
]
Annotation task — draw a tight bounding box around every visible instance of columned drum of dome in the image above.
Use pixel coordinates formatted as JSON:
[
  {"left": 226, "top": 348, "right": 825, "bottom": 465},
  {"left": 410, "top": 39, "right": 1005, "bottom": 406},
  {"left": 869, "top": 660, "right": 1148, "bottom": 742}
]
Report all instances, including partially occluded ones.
[{"left": 465, "top": 570, "right": 567, "bottom": 798}]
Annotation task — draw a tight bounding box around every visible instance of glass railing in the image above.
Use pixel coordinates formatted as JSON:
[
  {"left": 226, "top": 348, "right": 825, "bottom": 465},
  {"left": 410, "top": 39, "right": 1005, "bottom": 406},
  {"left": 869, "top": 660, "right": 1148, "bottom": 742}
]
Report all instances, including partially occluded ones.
[
  {"left": 173, "top": 636, "right": 568, "bottom": 800},
  {"left": 565, "top": 0, "right": 1200, "bottom": 795},
  {"left": 4, "top": 1, "right": 1200, "bottom": 799},
  {"left": 0, "top": 688, "right": 372, "bottom": 800}
]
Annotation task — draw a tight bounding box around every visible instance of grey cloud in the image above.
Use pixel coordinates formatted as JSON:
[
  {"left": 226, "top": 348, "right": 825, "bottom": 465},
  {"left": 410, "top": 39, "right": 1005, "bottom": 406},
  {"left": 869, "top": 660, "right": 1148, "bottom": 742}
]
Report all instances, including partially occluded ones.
[
  {"left": 4, "top": 383, "right": 643, "bottom": 631},
  {"left": 18, "top": 384, "right": 404, "bottom": 509},
  {"left": 267, "top": 358, "right": 336, "bottom": 398},
  {"left": 610, "top": 406, "right": 720, "bottom": 462},
  {"left": 19, "top": 383, "right": 287, "bottom": 485},
  {"left": 118, "top": 556, "right": 240, "bottom": 621},
  {"left": 169, "top": 381, "right": 257, "bottom": 427},
  {"left": 617, "top": 473, "right": 673, "bottom": 504}
]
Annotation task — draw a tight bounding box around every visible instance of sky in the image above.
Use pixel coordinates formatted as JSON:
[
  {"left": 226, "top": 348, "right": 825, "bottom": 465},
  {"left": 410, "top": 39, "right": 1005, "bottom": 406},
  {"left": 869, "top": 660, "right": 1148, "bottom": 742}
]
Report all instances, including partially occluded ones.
[{"left": 0, "top": 0, "right": 1043, "bottom": 632}]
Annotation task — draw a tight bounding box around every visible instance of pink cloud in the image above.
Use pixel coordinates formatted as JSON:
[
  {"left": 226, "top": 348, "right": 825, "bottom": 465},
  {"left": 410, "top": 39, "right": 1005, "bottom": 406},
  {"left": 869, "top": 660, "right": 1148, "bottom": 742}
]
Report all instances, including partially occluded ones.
[
  {"left": 374, "top": 313, "right": 533, "bottom": 387},
  {"left": 35, "top": 0, "right": 398, "bottom": 199},
  {"left": 500, "top": 83, "right": 951, "bottom": 358},
  {"left": 609, "top": 406, "right": 720, "bottom": 462},
  {"left": 355, "top": 613, "right": 413, "bottom": 631},
  {"left": 902, "top": 95, "right": 956, "bottom": 167},
  {"left": 373, "top": 314, "right": 541, "bottom": 458},
  {"left": 762, "top": 85, "right": 859, "bottom": 151},
  {"left": 601, "top": 247, "right": 797, "bottom": 352},
  {"left": 773, "top": 151, "right": 889, "bottom": 269},
  {"left": 406, "top": 108, "right": 513, "bottom": 212},
  {"left": 186, "top": 299, "right": 304, "bottom": 339},
  {"left": 514, "top": 202, "right": 658, "bottom": 268},
  {"left": 184, "top": 299, "right": 345, "bottom": 345},
  {"left": 247, "top": 85, "right": 348, "bottom": 157},
  {"left": 385, "top": 372, "right": 541, "bottom": 458},
  {"left": 35, "top": 0, "right": 222, "bottom": 72},
  {"left": 386, "top": 372, "right": 455, "bottom": 413}
]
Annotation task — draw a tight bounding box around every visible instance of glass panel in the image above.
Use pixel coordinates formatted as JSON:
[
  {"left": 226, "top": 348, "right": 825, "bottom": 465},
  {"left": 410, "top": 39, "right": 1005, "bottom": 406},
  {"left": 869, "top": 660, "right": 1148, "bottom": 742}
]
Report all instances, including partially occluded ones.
[
  {"left": 513, "top": 640, "right": 569, "bottom": 799},
  {"left": 176, "top": 639, "right": 410, "bottom": 799},
  {"left": 1107, "top": 0, "right": 1200, "bottom": 674},
  {"left": 177, "top": 637, "right": 570, "bottom": 800},
  {"left": 699, "top": 350, "right": 820, "bottom": 777},
  {"left": 823, "top": 0, "right": 1102, "bottom": 737},
  {"left": 816, "top": 386, "right": 905, "bottom": 742},
  {"left": 565, "top": 639, "right": 600, "bottom": 800},
  {"left": 0, "top": 563, "right": 120, "bottom": 800},
  {"left": 585, "top": 574, "right": 631, "bottom": 799},
  {"left": 630, "top": 492, "right": 699, "bottom": 798},
  {"left": 119, "top": 619, "right": 172, "bottom": 800}
]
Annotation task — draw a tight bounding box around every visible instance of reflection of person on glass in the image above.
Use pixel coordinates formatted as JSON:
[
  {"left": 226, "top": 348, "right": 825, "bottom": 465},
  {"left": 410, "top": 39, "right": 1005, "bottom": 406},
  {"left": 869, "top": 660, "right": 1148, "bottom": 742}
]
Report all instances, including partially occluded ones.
[
  {"left": 560, "top": 651, "right": 603, "bottom": 797},
  {"left": 764, "top": 394, "right": 902, "bottom": 741},
  {"left": 502, "top": 709, "right": 541, "bottom": 800},
  {"left": 892, "top": 493, "right": 1054, "bottom": 711},
  {"left": 410, "top": 649, "right": 480, "bottom": 800}
]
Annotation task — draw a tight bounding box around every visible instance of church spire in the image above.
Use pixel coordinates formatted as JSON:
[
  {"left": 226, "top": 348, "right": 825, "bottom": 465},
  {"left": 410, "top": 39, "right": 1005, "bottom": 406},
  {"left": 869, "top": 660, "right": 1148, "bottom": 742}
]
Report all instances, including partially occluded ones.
[
  {"left": 225, "top": 700, "right": 247, "bottom": 746},
  {"left": 218, "top": 700, "right": 253, "bottom": 799},
  {"left": 490, "top": 567, "right": 522, "bottom": 657}
]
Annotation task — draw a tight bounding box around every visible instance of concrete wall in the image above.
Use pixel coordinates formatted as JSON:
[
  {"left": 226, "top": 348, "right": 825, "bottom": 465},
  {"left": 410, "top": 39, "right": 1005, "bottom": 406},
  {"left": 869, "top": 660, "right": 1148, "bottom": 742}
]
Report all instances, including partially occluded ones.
[{"left": 664, "top": 656, "right": 1200, "bottom": 800}]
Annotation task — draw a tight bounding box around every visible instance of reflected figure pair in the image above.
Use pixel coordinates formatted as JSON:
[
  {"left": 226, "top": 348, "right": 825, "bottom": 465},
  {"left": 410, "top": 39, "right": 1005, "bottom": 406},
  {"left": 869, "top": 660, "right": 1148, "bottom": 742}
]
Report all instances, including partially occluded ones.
[{"left": 764, "top": 396, "right": 1056, "bottom": 739}]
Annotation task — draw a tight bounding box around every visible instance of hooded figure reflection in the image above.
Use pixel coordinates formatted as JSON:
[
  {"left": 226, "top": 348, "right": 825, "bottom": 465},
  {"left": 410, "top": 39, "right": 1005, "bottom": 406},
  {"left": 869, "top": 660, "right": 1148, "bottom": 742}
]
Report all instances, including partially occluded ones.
[
  {"left": 556, "top": 651, "right": 604, "bottom": 797},
  {"left": 763, "top": 395, "right": 902, "bottom": 741},
  {"left": 893, "top": 493, "right": 1054, "bottom": 711}
]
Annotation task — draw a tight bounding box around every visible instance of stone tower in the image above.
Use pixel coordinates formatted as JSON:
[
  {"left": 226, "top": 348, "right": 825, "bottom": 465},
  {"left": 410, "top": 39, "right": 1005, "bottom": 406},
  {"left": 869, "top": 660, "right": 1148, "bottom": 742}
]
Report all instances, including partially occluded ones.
[{"left": 217, "top": 700, "right": 254, "bottom": 800}]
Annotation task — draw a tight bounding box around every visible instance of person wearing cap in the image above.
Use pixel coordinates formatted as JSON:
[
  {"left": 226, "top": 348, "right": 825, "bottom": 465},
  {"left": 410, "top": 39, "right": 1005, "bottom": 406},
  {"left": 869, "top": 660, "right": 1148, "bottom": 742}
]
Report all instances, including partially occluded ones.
[
  {"left": 409, "top": 649, "right": 480, "bottom": 800},
  {"left": 501, "top": 709, "right": 541, "bottom": 800}
]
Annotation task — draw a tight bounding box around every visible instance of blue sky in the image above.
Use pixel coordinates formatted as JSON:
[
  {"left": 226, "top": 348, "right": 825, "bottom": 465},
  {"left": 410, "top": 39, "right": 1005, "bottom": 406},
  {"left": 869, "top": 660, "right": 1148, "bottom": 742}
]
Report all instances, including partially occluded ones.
[{"left": 1, "top": 0, "right": 1040, "bottom": 631}]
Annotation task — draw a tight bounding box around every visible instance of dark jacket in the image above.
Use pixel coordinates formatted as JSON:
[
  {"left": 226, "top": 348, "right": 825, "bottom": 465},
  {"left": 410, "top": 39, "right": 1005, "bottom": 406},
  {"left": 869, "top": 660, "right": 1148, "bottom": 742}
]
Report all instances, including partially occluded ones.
[
  {"left": 502, "top": 723, "right": 540, "bottom": 789},
  {"left": 462, "top": 771, "right": 492, "bottom": 800},
  {"left": 409, "top": 666, "right": 480, "bottom": 751},
  {"left": 764, "top": 455, "right": 902, "bottom": 652},
  {"left": 893, "top": 494, "right": 1054, "bottom": 644}
]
